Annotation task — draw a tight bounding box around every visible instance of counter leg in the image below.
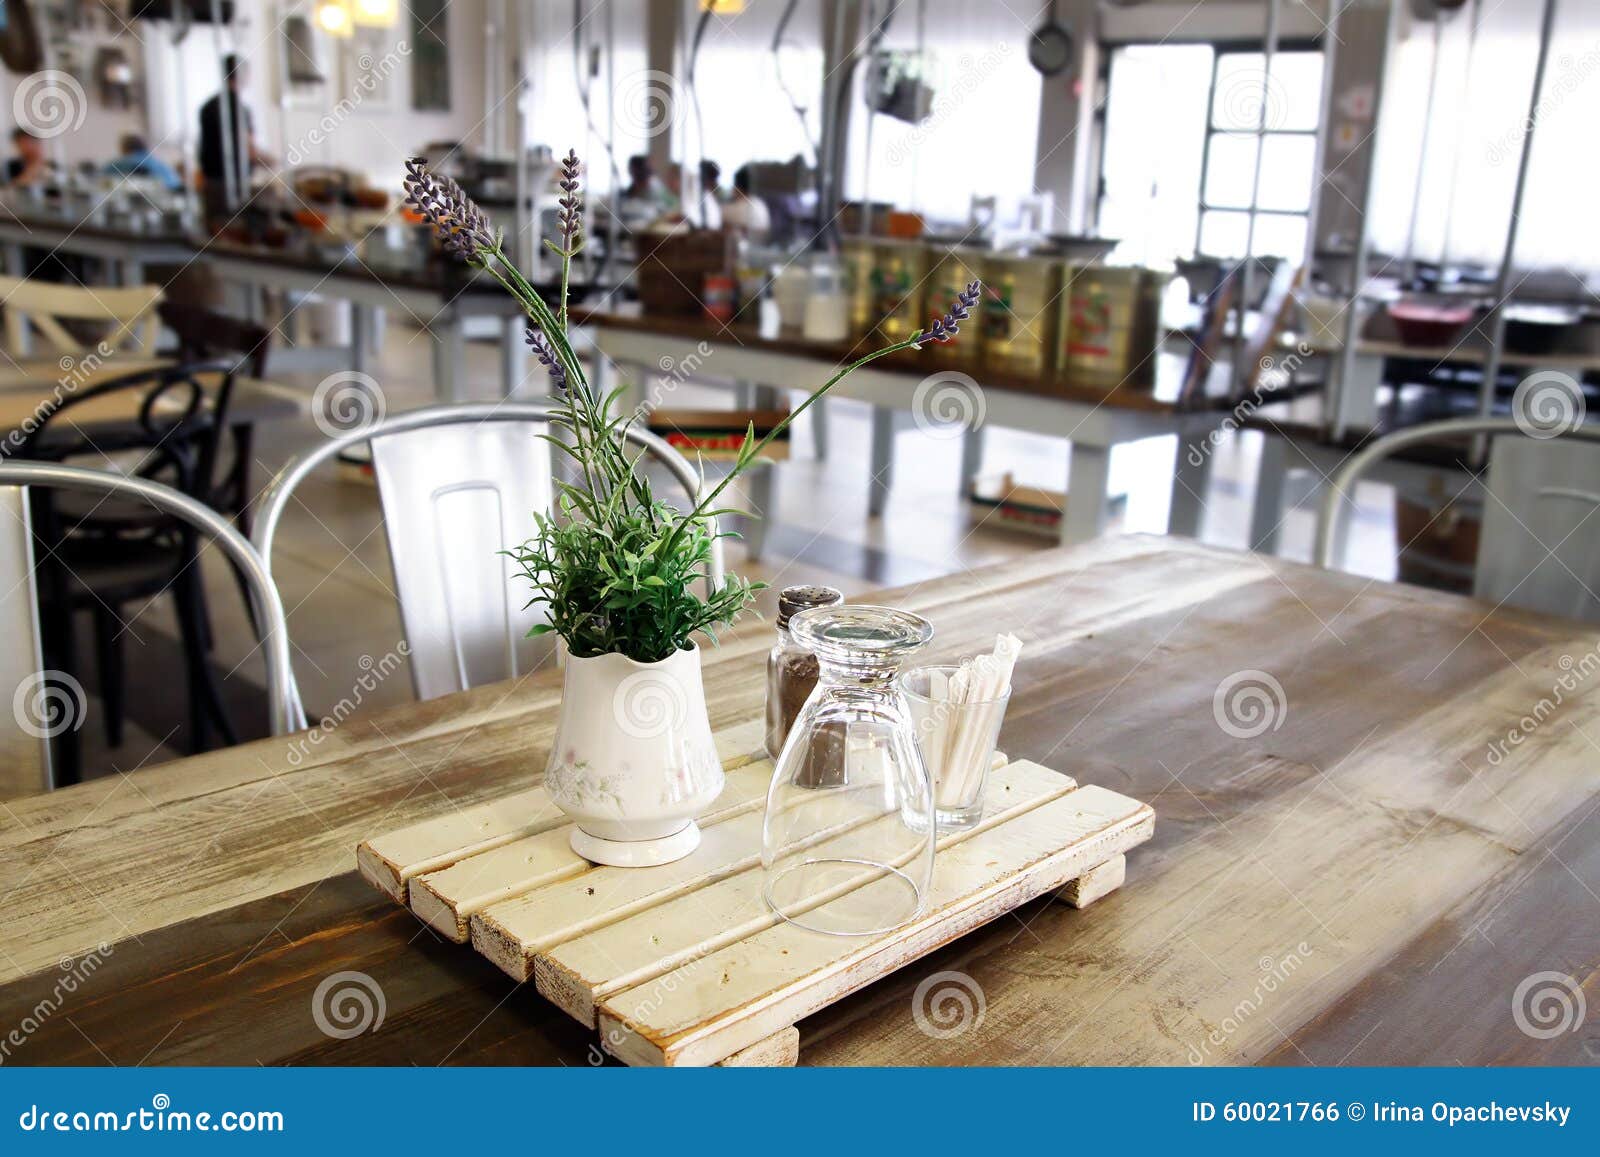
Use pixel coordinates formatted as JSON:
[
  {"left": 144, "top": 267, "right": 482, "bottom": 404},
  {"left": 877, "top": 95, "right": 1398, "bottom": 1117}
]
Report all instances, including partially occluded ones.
[
  {"left": 960, "top": 425, "right": 986, "bottom": 493},
  {"left": 868, "top": 406, "right": 897, "bottom": 518},
  {"left": 1168, "top": 431, "right": 1213, "bottom": 540},
  {"left": 1062, "top": 443, "right": 1112, "bottom": 545},
  {"left": 350, "top": 303, "right": 370, "bottom": 376},
  {"left": 744, "top": 385, "right": 780, "bottom": 561},
  {"left": 431, "top": 313, "right": 466, "bottom": 402},
  {"left": 501, "top": 315, "right": 525, "bottom": 397},
  {"left": 1249, "top": 432, "right": 1289, "bottom": 554},
  {"left": 810, "top": 396, "right": 830, "bottom": 461}
]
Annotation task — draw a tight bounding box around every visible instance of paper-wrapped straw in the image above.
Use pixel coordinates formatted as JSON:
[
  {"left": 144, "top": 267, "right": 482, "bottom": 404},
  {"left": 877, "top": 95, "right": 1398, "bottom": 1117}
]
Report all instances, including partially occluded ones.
[{"left": 932, "top": 634, "right": 1021, "bottom": 808}]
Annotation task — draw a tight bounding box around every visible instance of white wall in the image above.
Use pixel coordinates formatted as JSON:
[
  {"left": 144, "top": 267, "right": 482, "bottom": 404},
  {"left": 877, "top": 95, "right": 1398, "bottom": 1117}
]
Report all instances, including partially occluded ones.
[{"left": 3, "top": 0, "right": 492, "bottom": 190}]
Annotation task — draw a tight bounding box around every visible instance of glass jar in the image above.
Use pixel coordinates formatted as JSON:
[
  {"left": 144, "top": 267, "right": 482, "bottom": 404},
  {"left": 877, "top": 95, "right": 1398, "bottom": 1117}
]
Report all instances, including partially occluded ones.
[
  {"left": 764, "top": 585, "right": 843, "bottom": 760},
  {"left": 761, "top": 605, "right": 936, "bottom": 937}
]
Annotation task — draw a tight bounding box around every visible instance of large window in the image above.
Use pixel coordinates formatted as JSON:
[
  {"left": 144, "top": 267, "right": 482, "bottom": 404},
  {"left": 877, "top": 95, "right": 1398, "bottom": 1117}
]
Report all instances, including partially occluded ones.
[
  {"left": 1197, "top": 50, "right": 1324, "bottom": 261},
  {"left": 1097, "top": 42, "right": 1323, "bottom": 266}
]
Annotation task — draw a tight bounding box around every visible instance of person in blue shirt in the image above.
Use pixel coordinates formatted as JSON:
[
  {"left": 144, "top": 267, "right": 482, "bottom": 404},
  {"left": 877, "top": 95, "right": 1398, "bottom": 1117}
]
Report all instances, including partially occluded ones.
[{"left": 105, "top": 134, "right": 182, "bottom": 191}]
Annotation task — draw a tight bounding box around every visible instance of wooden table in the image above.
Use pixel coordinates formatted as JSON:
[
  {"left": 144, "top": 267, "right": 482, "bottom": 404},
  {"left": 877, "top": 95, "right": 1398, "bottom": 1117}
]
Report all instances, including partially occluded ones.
[{"left": 0, "top": 535, "right": 1594, "bottom": 1065}]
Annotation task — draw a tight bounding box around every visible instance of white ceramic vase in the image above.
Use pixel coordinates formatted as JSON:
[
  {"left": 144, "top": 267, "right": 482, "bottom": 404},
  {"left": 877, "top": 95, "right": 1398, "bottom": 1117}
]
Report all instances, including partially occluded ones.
[{"left": 544, "top": 643, "right": 724, "bottom": 867}]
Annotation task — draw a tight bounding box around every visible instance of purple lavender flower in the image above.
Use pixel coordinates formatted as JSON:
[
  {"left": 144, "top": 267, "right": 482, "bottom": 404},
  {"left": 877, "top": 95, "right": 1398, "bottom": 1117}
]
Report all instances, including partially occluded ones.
[
  {"left": 556, "top": 149, "right": 583, "bottom": 254},
  {"left": 525, "top": 326, "right": 566, "bottom": 392},
  {"left": 404, "top": 157, "right": 497, "bottom": 263},
  {"left": 921, "top": 279, "right": 982, "bottom": 344}
]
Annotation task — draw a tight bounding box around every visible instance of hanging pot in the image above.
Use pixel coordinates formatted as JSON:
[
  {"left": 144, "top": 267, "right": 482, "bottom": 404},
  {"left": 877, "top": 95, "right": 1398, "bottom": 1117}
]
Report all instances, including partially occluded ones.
[
  {"left": 1028, "top": 1, "right": 1074, "bottom": 78},
  {"left": 545, "top": 643, "right": 725, "bottom": 867}
]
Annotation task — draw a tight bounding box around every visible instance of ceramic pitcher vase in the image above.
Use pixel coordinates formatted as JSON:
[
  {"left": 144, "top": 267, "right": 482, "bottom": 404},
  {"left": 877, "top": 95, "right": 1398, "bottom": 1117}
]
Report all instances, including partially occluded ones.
[{"left": 544, "top": 643, "right": 724, "bottom": 867}]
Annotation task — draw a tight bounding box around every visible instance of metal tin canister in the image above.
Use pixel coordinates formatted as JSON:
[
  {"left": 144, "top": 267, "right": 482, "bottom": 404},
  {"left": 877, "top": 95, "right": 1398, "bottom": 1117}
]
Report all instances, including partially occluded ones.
[
  {"left": 841, "top": 238, "right": 876, "bottom": 337},
  {"left": 925, "top": 245, "right": 985, "bottom": 365},
  {"left": 864, "top": 240, "right": 926, "bottom": 344},
  {"left": 1059, "top": 265, "right": 1170, "bottom": 390},
  {"left": 981, "top": 253, "right": 1062, "bottom": 377}
]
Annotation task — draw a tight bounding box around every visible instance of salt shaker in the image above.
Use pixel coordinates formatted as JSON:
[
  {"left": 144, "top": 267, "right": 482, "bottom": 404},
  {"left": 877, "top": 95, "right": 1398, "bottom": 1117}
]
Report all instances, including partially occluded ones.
[{"left": 764, "top": 585, "right": 843, "bottom": 759}]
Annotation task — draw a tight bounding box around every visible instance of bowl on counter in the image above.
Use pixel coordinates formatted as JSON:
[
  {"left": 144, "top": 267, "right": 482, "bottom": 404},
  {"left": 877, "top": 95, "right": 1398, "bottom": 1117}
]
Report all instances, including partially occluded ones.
[
  {"left": 1387, "top": 296, "right": 1479, "bottom": 348},
  {"left": 1503, "top": 304, "right": 1581, "bottom": 355}
]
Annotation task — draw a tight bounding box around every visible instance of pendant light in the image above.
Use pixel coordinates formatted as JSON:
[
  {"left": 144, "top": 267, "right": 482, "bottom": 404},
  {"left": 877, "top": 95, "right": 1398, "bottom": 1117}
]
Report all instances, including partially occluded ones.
[
  {"left": 315, "top": 0, "right": 354, "bottom": 37},
  {"left": 352, "top": 0, "right": 400, "bottom": 26}
]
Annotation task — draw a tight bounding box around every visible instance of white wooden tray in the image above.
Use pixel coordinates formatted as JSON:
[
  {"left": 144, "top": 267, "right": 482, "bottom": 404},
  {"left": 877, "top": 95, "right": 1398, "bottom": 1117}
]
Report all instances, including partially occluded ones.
[{"left": 357, "top": 723, "right": 1154, "bottom": 1066}]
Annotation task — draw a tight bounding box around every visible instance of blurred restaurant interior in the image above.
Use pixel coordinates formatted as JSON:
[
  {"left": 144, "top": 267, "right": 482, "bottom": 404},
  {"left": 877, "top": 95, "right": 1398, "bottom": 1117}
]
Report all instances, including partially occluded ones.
[{"left": 0, "top": 0, "right": 1597, "bottom": 788}]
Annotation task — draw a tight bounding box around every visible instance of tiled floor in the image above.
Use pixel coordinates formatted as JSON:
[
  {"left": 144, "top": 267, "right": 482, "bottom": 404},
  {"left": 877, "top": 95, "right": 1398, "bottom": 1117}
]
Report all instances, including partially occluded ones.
[{"left": 65, "top": 317, "right": 1399, "bottom": 780}]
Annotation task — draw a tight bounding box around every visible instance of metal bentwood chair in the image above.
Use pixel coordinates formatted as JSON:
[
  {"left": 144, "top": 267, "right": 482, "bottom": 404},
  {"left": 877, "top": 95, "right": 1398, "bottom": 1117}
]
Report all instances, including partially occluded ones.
[
  {"left": 1316, "top": 416, "right": 1600, "bottom": 621},
  {"left": 0, "top": 462, "right": 297, "bottom": 794},
  {"left": 251, "top": 403, "right": 725, "bottom": 732}
]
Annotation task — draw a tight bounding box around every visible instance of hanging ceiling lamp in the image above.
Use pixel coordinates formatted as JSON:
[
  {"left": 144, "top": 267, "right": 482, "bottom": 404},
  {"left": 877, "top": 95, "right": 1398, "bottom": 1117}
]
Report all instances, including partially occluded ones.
[
  {"left": 352, "top": 0, "right": 400, "bottom": 26},
  {"left": 315, "top": 0, "right": 354, "bottom": 37}
]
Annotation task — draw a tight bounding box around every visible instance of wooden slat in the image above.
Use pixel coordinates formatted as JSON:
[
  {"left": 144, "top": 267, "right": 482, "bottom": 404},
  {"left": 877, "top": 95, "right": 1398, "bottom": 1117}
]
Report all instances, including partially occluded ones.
[
  {"left": 1059, "top": 851, "right": 1126, "bottom": 908},
  {"left": 410, "top": 758, "right": 775, "bottom": 941},
  {"left": 533, "top": 761, "right": 1081, "bottom": 1025},
  {"left": 598, "top": 783, "right": 1154, "bottom": 1066},
  {"left": 358, "top": 720, "right": 766, "bottom": 903},
  {"left": 466, "top": 748, "right": 1017, "bottom": 976}
]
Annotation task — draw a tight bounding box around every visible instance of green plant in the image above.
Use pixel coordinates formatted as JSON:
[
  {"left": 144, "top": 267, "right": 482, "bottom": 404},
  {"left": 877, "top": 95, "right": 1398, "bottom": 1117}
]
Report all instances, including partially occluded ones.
[{"left": 403, "top": 153, "right": 979, "bottom": 663}]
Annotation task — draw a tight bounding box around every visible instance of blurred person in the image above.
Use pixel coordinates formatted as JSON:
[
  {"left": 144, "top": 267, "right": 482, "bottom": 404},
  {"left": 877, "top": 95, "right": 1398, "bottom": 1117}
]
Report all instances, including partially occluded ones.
[
  {"left": 6, "top": 128, "right": 49, "bottom": 187},
  {"left": 105, "top": 133, "right": 182, "bottom": 191},
  {"left": 720, "top": 166, "right": 771, "bottom": 242},
  {"left": 198, "top": 54, "right": 273, "bottom": 221}
]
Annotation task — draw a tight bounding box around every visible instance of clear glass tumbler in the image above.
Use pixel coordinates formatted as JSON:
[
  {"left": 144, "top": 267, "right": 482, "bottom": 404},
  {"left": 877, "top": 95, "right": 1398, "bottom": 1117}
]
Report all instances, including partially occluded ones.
[
  {"left": 900, "top": 665, "right": 1011, "bottom": 830},
  {"left": 761, "top": 605, "right": 936, "bottom": 937}
]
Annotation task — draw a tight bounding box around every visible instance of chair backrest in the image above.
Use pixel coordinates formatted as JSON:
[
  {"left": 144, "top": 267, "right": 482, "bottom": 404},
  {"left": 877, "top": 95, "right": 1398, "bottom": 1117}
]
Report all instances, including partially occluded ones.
[
  {"left": 18, "top": 359, "right": 240, "bottom": 508},
  {"left": 1316, "top": 417, "right": 1600, "bottom": 621},
  {"left": 157, "top": 300, "right": 272, "bottom": 379},
  {"left": 0, "top": 276, "right": 163, "bottom": 358},
  {"left": 0, "top": 462, "right": 296, "bottom": 792},
  {"left": 252, "top": 403, "right": 724, "bottom": 729}
]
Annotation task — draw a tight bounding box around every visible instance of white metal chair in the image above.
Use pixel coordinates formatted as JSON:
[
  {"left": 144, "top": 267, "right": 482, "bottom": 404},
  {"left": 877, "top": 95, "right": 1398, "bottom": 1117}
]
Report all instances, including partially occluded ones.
[
  {"left": 0, "top": 275, "right": 163, "bottom": 357},
  {"left": 1317, "top": 417, "right": 1600, "bottom": 621},
  {"left": 0, "top": 462, "right": 296, "bottom": 795},
  {"left": 252, "top": 403, "right": 724, "bottom": 730}
]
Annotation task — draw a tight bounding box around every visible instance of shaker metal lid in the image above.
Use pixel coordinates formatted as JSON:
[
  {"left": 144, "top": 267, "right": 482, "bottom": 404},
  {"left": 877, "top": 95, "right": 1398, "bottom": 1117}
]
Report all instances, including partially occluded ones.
[{"left": 776, "top": 584, "right": 843, "bottom": 629}]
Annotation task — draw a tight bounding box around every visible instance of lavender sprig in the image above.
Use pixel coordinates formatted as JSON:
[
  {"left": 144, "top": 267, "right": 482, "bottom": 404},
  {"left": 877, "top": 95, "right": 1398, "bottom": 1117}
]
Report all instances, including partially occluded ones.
[
  {"left": 525, "top": 326, "right": 567, "bottom": 393},
  {"left": 403, "top": 157, "right": 497, "bottom": 264},
  {"left": 918, "top": 279, "right": 982, "bottom": 345},
  {"left": 554, "top": 149, "right": 583, "bottom": 255}
]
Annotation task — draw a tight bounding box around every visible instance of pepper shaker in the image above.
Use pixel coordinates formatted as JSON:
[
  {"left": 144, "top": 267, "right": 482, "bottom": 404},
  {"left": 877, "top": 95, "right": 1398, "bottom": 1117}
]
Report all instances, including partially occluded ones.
[{"left": 764, "top": 585, "right": 843, "bottom": 759}]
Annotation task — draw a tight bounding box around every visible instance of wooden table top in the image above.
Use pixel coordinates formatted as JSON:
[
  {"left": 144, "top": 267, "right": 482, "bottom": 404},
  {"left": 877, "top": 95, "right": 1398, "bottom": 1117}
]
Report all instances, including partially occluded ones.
[{"left": 0, "top": 535, "right": 1594, "bottom": 1066}]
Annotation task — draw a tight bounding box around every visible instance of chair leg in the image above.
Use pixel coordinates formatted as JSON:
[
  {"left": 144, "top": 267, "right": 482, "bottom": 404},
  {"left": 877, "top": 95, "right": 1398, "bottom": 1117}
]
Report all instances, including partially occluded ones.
[
  {"left": 38, "top": 594, "right": 81, "bottom": 787},
  {"left": 91, "top": 605, "right": 125, "bottom": 750},
  {"left": 175, "top": 568, "right": 238, "bottom": 751}
]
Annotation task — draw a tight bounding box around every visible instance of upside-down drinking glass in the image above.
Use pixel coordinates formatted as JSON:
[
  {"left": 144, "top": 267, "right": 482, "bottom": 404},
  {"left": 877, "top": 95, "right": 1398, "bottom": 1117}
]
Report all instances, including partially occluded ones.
[{"left": 760, "top": 605, "right": 936, "bottom": 937}]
